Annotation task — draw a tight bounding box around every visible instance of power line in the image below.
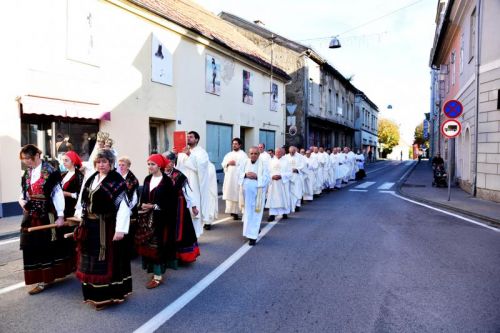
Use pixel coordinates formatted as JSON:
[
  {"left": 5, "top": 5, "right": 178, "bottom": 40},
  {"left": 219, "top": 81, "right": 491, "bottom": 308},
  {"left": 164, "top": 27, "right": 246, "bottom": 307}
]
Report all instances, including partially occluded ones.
[{"left": 298, "top": 0, "right": 425, "bottom": 42}]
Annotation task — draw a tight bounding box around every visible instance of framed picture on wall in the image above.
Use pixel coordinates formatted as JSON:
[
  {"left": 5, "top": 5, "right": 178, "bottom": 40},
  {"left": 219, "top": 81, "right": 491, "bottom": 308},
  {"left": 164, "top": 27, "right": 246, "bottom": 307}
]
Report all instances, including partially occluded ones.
[
  {"left": 242, "top": 70, "right": 253, "bottom": 104},
  {"left": 205, "top": 55, "right": 221, "bottom": 95},
  {"left": 151, "top": 34, "right": 173, "bottom": 86},
  {"left": 270, "top": 82, "right": 279, "bottom": 111}
]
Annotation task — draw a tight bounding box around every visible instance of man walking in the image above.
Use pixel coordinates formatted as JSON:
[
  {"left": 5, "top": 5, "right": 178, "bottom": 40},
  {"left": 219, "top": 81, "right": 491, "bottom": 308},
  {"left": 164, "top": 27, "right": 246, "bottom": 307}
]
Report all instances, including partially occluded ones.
[{"left": 221, "top": 138, "right": 247, "bottom": 220}]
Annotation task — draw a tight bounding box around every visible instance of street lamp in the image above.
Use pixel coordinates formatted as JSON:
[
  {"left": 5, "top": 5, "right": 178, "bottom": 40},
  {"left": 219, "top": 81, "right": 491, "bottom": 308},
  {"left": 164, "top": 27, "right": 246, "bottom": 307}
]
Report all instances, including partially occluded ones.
[{"left": 329, "top": 36, "right": 341, "bottom": 49}]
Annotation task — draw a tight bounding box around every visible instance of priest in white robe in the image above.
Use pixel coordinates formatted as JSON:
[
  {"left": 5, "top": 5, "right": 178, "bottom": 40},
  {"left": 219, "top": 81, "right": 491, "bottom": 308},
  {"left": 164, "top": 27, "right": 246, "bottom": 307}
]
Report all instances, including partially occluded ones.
[
  {"left": 176, "top": 131, "right": 217, "bottom": 236},
  {"left": 311, "top": 146, "right": 323, "bottom": 195},
  {"left": 302, "top": 149, "right": 316, "bottom": 201},
  {"left": 265, "top": 147, "right": 292, "bottom": 221},
  {"left": 238, "top": 147, "right": 270, "bottom": 245},
  {"left": 285, "top": 146, "right": 304, "bottom": 212},
  {"left": 258, "top": 143, "right": 272, "bottom": 166},
  {"left": 221, "top": 138, "right": 247, "bottom": 220}
]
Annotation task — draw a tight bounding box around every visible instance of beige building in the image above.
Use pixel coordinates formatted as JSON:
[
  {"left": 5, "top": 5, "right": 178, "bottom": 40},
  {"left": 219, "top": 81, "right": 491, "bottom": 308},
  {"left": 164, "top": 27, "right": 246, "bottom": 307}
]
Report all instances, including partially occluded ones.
[
  {"left": 429, "top": 0, "right": 500, "bottom": 202},
  {"left": 0, "top": 0, "right": 289, "bottom": 217}
]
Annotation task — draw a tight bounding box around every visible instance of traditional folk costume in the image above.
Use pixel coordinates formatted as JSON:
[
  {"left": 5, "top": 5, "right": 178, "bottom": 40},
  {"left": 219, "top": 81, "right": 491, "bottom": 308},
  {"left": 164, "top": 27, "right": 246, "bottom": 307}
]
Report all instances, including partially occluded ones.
[
  {"left": 76, "top": 170, "right": 132, "bottom": 307},
  {"left": 177, "top": 146, "right": 217, "bottom": 236},
  {"left": 121, "top": 169, "right": 139, "bottom": 258},
  {"left": 138, "top": 172, "right": 178, "bottom": 274},
  {"left": 20, "top": 162, "right": 73, "bottom": 288},
  {"left": 166, "top": 167, "right": 201, "bottom": 263},
  {"left": 265, "top": 156, "right": 292, "bottom": 217},
  {"left": 221, "top": 149, "right": 247, "bottom": 216},
  {"left": 285, "top": 153, "right": 305, "bottom": 212},
  {"left": 238, "top": 158, "right": 270, "bottom": 241}
]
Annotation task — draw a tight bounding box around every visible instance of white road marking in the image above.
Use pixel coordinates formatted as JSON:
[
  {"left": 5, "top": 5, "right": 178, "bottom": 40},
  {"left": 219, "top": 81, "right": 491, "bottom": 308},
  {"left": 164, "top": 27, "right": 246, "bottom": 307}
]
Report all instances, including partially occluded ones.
[
  {"left": 349, "top": 189, "right": 368, "bottom": 192},
  {"left": 377, "top": 182, "right": 395, "bottom": 190},
  {"left": 367, "top": 165, "right": 393, "bottom": 173},
  {"left": 0, "top": 282, "right": 25, "bottom": 295},
  {"left": 134, "top": 219, "right": 280, "bottom": 333},
  {"left": 355, "top": 181, "right": 375, "bottom": 189},
  {"left": 386, "top": 192, "right": 500, "bottom": 233},
  {"left": 212, "top": 217, "right": 232, "bottom": 225},
  {"left": 0, "top": 238, "right": 19, "bottom": 246},
  {"left": 399, "top": 162, "right": 416, "bottom": 181}
]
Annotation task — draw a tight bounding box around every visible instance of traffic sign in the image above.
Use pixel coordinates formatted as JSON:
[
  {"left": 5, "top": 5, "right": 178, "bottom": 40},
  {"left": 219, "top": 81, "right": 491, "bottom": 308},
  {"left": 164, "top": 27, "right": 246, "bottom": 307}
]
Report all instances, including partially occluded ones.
[
  {"left": 441, "top": 119, "right": 462, "bottom": 138},
  {"left": 443, "top": 99, "right": 463, "bottom": 118}
]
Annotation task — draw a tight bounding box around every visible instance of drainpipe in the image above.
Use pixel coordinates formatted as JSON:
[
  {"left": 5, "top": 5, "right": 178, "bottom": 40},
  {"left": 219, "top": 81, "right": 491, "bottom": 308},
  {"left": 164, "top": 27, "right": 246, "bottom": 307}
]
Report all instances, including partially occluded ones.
[{"left": 473, "top": 0, "right": 482, "bottom": 197}]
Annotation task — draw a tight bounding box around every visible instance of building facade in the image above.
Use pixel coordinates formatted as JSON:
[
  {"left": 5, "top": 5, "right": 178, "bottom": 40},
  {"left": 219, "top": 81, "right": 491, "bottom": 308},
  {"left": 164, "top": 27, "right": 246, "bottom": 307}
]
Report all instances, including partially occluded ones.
[
  {"left": 429, "top": 0, "right": 500, "bottom": 202},
  {"left": 0, "top": 0, "right": 289, "bottom": 217},
  {"left": 354, "top": 91, "right": 379, "bottom": 156},
  {"left": 220, "top": 12, "right": 359, "bottom": 150}
]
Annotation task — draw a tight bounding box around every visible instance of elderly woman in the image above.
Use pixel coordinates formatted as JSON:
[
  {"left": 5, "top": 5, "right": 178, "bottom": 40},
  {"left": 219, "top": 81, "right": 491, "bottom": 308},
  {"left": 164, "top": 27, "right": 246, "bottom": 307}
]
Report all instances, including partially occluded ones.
[
  {"left": 117, "top": 156, "right": 139, "bottom": 217},
  {"left": 137, "top": 154, "right": 177, "bottom": 289},
  {"left": 18, "top": 144, "right": 71, "bottom": 295},
  {"left": 75, "top": 149, "right": 131, "bottom": 310}
]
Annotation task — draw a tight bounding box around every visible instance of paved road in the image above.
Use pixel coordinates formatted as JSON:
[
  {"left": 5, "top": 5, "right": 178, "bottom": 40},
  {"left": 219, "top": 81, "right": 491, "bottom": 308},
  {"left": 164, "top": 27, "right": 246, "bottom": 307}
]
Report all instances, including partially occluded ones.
[{"left": 1, "top": 161, "right": 499, "bottom": 332}]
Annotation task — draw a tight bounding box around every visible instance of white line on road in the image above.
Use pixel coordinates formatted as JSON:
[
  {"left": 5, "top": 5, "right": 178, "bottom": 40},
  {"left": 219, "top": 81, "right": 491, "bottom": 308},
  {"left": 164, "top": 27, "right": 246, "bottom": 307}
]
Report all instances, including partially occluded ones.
[
  {"left": 385, "top": 192, "right": 500, "bottom": 233},
  {"left": 377, "top": 182, "right": 395, "bottom": 190},
  {"left": 212, "top": 217, "right": 232, "bottom": 225},
  {"left": 0, "top": 238, "right": 19, "bottom": 246},
  {"left": 367, "top": 165, "right": 393, "bottom": 173},
  {"left": 355, "top": 181, "right": 375, "bottom": 189},
  {"left": 349, "top": 189, "right": 368, "bottom": 192},
  {"left": 134, "top": 219, "right": 280, "bottom": 333},
  {"left": 399, "top": 162, "right": 416, "bottom": 181},
  {"left": 0, "top": 282, "right": 25, "bottom": 295}
]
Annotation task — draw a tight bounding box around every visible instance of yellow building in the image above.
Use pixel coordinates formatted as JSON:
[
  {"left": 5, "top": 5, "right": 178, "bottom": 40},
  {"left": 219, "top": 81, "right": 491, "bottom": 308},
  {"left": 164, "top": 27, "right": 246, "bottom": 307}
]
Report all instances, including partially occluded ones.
[{"left": 0, "top": 0, "right": 289, "bottom": 217}]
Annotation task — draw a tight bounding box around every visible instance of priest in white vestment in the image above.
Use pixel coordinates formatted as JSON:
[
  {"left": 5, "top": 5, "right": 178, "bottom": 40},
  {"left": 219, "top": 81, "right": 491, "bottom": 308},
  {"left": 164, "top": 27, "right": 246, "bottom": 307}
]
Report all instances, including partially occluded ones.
[
  {"left": 258, "top": 143, "right": 272, "bottom": 166},
  {"left": 221, "top": 138, "right": 247, "bottom": 220},
  {"left": 318, "top": 147, "right": 331, "bottom": 190},
  {"left": 302, "top": 149, "right": 316, "bottom": 201},
  {"left": 176, "top": 131, "right": 217, "bottom": 236},
  {"left": 285, "top": 146, "right": 304, "bottom": 212},
  {"left": 346, "top": 147, "right": 358, "bottom": 180},
  {"left": 311, "top": 146, "right": 323, "bottom": 195},
  {"left": 238, "top": 147, "right": 270, "bottom": 245},
  {"left": 265, "top": 147, "right": 292, "bottom": 221}
]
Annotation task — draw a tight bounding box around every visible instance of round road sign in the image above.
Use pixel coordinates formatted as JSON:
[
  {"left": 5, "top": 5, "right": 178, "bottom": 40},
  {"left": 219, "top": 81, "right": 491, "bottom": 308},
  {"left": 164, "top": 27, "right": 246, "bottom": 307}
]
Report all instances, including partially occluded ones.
[
  {"left": 443, "top": 99, "right": 463, "bottom": 118},
  {"left": 441, "top": 119, "right": 462, "bottom": 138}
]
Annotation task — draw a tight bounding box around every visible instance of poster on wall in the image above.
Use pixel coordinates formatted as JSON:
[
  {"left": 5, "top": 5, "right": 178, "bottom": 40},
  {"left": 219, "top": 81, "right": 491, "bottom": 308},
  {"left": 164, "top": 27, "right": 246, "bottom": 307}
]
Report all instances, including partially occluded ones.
[
  {"left": 270, "top": 82, "right": 279, "bottom": 111},
  {"left": 151, "top": 34, "right": 173, "bottom": 86},
  {"left": 205, "top": 55, "right": 221, "bottom": 95},
  {"left": 66, "top": 0, "right": 98, "bottom": 66},
  {"left": 242, "top": 70, "right": 253, "bottom": 104}
]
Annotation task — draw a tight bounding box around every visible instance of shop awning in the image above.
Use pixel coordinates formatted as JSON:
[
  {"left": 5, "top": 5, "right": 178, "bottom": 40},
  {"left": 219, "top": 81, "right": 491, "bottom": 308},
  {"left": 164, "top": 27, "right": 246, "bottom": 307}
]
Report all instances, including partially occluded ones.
[{"left": 19, "top": 95, "right": 111, "bottom": 121}]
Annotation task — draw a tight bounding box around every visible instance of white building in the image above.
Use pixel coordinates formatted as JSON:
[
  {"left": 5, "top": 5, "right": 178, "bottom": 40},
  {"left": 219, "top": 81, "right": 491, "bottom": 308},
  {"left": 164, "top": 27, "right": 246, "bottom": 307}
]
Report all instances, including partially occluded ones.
[{"left": 0, "top": 0, "right": 289, "bottom": 217}]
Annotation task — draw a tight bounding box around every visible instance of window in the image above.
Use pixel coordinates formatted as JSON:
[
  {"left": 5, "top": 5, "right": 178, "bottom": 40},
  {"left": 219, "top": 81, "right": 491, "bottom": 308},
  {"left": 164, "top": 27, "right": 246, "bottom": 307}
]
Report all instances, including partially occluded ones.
[
  {"left": 341, "top": 97, "right": 345, "bottom": 117},
  {"left": 21, "top": 114, "right": 99, "bottom": 162},
  {"left": 460, "top": 34, "right": 464, "bottom": 74},
  {"left": 319, "top": 84, "right": 323, "bottom": 109},
  {"left": 451, "top": 51, "right": 456, "bottom": 86},
  {"left": 328, "top": 89, "right": 332, "bottom": 113},
  {"left": 308, "top": 79, "right": 313, "bottom": 105},
  {"left": 469, "top": 8, "right": 476, "bottom": 62},
  {"left": 336, "top": 93, "right": 341, "bottom": 115}
]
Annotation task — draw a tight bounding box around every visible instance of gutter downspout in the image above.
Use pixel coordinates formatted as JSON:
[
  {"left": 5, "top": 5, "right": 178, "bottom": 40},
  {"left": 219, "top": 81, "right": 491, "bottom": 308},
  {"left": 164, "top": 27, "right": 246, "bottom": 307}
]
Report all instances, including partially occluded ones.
[{"left": 473, "top": 0, "right": 482, "bottom": 197}]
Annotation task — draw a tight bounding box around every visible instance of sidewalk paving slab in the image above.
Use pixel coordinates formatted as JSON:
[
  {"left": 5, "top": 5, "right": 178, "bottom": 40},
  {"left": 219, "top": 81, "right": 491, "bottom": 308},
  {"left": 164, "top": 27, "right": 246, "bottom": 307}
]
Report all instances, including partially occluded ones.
[{"left": 398, "top": 159, "right": 500, "bottom": 228}]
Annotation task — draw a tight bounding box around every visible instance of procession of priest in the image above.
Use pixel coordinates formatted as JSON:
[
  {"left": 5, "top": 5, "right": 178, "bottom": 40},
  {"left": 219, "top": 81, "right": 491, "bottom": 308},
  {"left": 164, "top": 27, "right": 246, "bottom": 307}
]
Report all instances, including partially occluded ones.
[{"left": 18, "top": 130, "right": 366, "bottom": 309}]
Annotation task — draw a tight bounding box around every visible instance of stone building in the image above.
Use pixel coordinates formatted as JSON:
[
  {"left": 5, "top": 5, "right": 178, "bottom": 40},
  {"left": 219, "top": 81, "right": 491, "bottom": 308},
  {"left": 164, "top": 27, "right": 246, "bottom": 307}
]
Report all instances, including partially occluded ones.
[
  {"left": 354, "top": 91, "right": 379, "bottom": 157},
  {"left": 220, "top": 12, "right": 360, "bottom": 150},
  {"left": 429, "top": 0, "right": 500, "bottom": 202}
]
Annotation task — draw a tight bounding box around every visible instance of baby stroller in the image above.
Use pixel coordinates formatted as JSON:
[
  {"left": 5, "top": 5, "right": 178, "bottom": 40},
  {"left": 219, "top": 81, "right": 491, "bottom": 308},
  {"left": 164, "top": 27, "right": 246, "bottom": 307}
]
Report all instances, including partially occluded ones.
[{"left": 432, "top": 164, "right": 447, "bottom": 187}]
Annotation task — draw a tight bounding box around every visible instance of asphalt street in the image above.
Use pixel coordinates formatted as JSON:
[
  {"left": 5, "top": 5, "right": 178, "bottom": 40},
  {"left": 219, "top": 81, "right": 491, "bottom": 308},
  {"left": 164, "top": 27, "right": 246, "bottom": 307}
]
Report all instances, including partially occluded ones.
[{"left": 1, "top": 160, "right": 499, "bottom": 332}]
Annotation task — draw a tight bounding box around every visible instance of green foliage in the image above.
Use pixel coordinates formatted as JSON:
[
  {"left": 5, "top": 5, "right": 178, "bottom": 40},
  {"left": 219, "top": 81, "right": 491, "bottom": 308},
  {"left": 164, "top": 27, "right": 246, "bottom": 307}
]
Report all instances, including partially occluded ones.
[
  {"left": 414, "top": 123, "right": 429, "bottom": 148},
  {"left": 378, "top": 118, "right": 400, "bottom": 152}
]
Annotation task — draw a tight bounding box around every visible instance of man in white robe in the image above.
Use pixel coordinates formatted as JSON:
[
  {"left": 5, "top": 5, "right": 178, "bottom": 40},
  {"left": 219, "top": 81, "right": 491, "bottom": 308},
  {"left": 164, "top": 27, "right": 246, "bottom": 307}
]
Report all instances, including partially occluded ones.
[
  {"left": 285, "top": 146, "right": 304, "bottom": 212},
  {"left": 330, "top": 148, "right": 342, "bottom": 189},
  {"left": 258, "top": 143, "right": 271, "bottom": 166},
  {"left": 302, "top": 149, "right": 316, "bottom": 201},
  {"left": 338, "top": 147, "right": 350, "bottom": 185},
  {"left": 238, "top": 147, "right": 270, "bottom": 245},
  {"left": 176, "top": 131, "right": 217, "bottom": 236},
  {"left": 311, "top": 146, "right": 323, "bottom": 195},
  {"left": 265, "top": 147, "right": 292, "bottom": 221},
  {"left": 346, "top": 147, "right": 358, "bottom": 180},
  {"left": 318, "top": 147, "right": 331, "bottom": 191},
  {"left": 221, "top": 138, "right": 247, "bottom": 220}
]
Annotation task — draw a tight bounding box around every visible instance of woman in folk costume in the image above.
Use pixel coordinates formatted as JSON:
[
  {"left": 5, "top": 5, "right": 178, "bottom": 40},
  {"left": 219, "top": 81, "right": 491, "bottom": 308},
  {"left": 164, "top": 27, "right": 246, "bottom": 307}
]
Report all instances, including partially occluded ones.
[
  {"left": 61, "top": 151, "right": 84, "bottom": 217},
  {"left": 74, "top": 149, "right": 132, "bottom": 310},
  {"left": 18, "top": 145, "right": 72, "bottom": 295},
  {"left": 137, "top": 154, "right": 177, "bottom": 289},
  {"left": 164, "top": 156, "right": 201, "bottom": 263}
]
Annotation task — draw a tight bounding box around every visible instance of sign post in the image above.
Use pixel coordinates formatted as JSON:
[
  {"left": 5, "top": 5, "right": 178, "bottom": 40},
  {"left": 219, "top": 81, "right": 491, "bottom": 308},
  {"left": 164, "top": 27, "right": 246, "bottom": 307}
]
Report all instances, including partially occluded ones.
[{"left": 441, "top": 100, "right": 463, "bottom": 201}]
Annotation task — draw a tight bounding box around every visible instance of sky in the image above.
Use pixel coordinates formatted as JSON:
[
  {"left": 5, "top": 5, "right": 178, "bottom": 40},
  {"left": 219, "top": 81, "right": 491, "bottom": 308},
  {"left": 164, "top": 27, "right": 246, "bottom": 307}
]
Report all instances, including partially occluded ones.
[{"left": 195, "top": 0, "right": 438, "bottom": 143}]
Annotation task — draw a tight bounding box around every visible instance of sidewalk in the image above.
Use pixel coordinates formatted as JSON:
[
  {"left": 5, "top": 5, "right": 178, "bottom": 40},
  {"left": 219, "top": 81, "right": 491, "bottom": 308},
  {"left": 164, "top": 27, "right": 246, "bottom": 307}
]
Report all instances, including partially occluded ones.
[
  {"left": 398, "top": 159, "right": 500, "bottom": 228},
  {"left": 0, "top": 215, "right": 21, "bottom": 240}
]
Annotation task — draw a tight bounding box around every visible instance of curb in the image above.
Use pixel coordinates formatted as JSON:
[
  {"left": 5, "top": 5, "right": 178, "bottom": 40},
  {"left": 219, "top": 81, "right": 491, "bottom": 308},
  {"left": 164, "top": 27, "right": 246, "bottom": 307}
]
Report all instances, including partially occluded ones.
[
  {"left": 396, "top": 163, "right": 500, "bottom": 229},
  {"left": 0, "top": 231, "right": 19, "bottom": 241}
]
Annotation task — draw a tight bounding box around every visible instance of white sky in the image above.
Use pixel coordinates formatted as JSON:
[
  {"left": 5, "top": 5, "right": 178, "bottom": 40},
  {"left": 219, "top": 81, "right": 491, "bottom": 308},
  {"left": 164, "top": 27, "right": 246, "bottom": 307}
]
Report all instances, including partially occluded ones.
[{"left": 195, "top": 0, "right": 437, "bottom": 143}]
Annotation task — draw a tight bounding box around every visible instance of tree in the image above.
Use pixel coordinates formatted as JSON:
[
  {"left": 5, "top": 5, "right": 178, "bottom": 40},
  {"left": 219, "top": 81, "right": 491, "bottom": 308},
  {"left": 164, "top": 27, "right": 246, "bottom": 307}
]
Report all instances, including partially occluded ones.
[
  {"left": 378, "top": 118, "right": 400, "bottom": 157},
  {"left": 413, "top": 123, "right": 429, "bottom": 147}
]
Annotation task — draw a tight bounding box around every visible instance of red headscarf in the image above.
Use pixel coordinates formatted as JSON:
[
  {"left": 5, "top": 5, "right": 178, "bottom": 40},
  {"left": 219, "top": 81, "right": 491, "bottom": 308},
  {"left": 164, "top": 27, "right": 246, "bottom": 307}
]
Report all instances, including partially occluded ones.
[
  {"left": 65, "top": 151, "right": 82, "bottom": 168},
  {"left": 148, "top": 154, "right": 168, "bottom": 169}
]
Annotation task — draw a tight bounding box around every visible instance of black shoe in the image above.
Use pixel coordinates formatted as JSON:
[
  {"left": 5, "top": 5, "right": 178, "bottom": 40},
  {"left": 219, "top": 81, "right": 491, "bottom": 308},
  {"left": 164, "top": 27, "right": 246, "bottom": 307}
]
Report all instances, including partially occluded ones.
[
  {"left": 267, "top": 215, "right": 275, "bottom": 222},
  {"left": 231, "top": 214, "right": 239, "bottom": 221},
  {"left": 248, "top": 239, "right": 256, "bottom": 246},
  {"left": 295, "top": 206, "right": 300, "bottom": 212},
  {"left": 203, "top": 224, "right": 212, "bottom": 230},
  {"left": 282, "top": 214, "right": 288, "bottom": 219}
]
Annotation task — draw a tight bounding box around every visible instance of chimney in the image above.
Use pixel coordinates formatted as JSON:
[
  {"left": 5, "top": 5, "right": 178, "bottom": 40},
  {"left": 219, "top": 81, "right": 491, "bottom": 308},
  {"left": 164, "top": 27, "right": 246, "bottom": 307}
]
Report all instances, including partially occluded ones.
[{"left": 253, "top": 20, "right": 265, "bottom": 27}]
